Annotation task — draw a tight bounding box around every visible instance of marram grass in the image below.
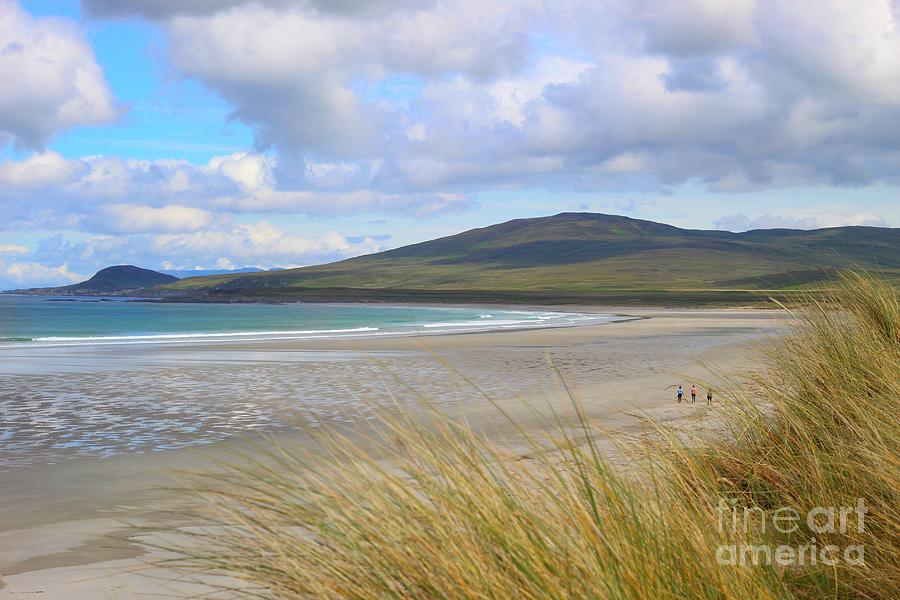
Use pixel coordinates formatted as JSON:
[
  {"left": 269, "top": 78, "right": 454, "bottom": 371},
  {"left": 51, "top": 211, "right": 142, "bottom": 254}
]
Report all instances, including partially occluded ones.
[
  {"left": 163, "top": 271, "right": 898, "bottom": 599},
  {"left": 692, "top": 271, "right": 900, "bottom": 598}
]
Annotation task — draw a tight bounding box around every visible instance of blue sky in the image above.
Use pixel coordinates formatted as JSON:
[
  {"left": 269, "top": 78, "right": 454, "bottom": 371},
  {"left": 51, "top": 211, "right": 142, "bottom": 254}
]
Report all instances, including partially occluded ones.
[
  {"left": 1, "top": 0, "right": 899, "bottom": 288},
  {"left": 11, "top": 0, "right": 253, "bottom": 163}
]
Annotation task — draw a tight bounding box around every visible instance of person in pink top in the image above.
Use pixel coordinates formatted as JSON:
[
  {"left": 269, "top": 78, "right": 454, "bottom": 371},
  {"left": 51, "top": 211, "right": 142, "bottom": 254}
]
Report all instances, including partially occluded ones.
[{"left": 690, "top": 384, "right": 698, "bottom": 403}]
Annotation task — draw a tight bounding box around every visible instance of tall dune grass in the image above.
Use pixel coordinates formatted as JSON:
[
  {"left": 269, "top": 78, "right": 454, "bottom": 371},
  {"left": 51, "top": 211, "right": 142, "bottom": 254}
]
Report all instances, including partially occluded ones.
[
  {"left": 689, "top": 271, "right": 900, "bottom": 598},
  {"left": 167, "top": 272, "right": 898, "bottom": 599}
]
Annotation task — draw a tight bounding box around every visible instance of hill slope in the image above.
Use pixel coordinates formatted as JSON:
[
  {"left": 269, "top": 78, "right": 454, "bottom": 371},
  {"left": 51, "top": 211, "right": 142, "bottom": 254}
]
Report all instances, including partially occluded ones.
[
  {"left": 11, "top": 265, "right": 179, "bottom": 295},
  {"left": 163, "top": 213, "right": 899, "bottom": 303}
]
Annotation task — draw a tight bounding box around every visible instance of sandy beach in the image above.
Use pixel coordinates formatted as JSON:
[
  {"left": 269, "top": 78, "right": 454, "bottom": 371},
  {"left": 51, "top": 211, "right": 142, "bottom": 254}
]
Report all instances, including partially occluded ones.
[{"left": 0, "top": 307, "right": 783, "bottom": 598}]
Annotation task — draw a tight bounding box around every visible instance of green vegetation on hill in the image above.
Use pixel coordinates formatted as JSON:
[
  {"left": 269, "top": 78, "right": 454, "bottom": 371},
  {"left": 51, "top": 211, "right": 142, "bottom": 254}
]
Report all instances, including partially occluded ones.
[{"left": 163, "top": 213, "right": 899, "bottom": 303}]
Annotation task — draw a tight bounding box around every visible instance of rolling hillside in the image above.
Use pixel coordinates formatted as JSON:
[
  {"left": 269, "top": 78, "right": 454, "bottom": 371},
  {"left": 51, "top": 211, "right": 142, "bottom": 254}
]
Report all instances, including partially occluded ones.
[
  {"left": 9, "top": 265, "right": 178, "bottom": 295},
  {"left": 162, "top": 213, "right": 899, "bottom": 304}
]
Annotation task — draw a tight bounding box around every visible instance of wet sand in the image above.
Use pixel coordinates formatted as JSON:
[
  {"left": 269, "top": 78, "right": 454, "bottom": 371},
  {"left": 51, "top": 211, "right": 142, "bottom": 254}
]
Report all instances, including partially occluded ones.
[{"left": 0, "top": 306, "right": 782, "bottom": 598}]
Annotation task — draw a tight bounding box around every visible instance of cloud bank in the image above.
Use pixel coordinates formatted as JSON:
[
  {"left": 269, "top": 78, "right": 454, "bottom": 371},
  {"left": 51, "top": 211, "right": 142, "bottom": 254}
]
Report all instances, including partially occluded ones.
[{"left": 138, "top": 0, "right": 900, "bottom": 192}]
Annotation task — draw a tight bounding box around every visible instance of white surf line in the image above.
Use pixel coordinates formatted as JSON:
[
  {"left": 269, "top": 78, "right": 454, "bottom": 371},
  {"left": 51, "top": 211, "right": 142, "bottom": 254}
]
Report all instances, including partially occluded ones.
[
  {"left": 32, "top": 327, "right": 379, "bottom": 342},
  {"left": 0, "top": 314, "right": 623, "bottom": 349}
]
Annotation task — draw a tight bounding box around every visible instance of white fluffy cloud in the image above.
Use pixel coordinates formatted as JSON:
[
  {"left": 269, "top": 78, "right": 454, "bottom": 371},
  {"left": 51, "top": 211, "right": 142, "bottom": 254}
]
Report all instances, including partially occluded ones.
[
  {"left": 123, "top": 0, "right": 900, "bottom": 191},
  {"left": 2, "top": 261, "right": 86, "bottom": 287},
  {"left": 0, "top": 150, "right": 88, "bottom": 186},
  {"left": 0, "top": 0, "right": 117, "bottom": 148},
  {"left": 11, "top": 221, "right": 385, "bottom": 277},
  {"left": 164, "top": 1, "right": 531, "bottom": 156},
  {"left": 714, "top": 211, "right": 889, "bottom": 232},
  {"left": 96, "top": 204, "right": 215, "bottom": 234},
  {"left": 642, "top": 0, "right": 758, "bottom": 56},
  {"left": 81, "top": 0, "right": 420, "bottom": 19},
  {"left": 150, "top": 221, "right": 383, "bottom": 265},
  {"left": 18, "top": 0, "right": 897, "bottom": 195},
  {"left": 0, "top": 151, "right": 474, "bottom": 232}
]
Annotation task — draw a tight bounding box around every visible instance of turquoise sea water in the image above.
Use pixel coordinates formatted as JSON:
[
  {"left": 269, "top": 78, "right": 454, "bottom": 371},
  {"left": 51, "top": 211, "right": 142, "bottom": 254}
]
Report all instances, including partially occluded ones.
[{"left": 0, "top": 295, "right": 613, "bottom": 346}]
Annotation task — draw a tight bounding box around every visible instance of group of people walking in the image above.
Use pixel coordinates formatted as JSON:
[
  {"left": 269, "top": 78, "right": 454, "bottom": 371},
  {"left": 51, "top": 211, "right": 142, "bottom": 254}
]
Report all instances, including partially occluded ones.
[{"left": 677, "top": 384, "right": 712, "bottom": 404}]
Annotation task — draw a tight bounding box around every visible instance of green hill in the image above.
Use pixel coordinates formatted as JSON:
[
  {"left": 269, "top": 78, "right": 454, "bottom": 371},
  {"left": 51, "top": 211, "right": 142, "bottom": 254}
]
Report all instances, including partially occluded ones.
[
  {"left": 12, "top": 265, "right": 179, "bottom": 295},
  {"left": 162, "top": 213, "right": 899, "bottom": 304}
]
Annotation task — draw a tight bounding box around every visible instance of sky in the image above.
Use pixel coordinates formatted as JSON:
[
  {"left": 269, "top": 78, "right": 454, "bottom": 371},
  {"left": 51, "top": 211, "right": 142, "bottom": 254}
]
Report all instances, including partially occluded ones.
[{"left": 1, "top": 0, "right": 899, "bottom": 289}]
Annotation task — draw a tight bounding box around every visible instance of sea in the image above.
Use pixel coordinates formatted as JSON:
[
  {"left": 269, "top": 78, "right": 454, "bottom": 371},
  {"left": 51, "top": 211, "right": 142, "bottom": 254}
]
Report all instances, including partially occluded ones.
[{"left": 0, "top": 295, "right": 613, "bottom": 347}]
